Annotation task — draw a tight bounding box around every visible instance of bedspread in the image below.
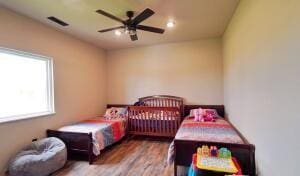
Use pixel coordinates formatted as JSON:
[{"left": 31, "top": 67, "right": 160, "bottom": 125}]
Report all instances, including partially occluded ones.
[
  {"left": 58, "top": 117, "right": 126, "bottom": 156},
  {"left": 175, "top": 117, "right": 244, "bottom": 144},
  {"left": 167, "top": 117, "right": 244, "bottom": 164}
]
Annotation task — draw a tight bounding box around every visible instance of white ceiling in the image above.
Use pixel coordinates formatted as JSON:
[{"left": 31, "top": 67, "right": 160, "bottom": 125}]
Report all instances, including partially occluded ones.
[{"left": 0, "top": 0, "right": 239, "bottom": 50}]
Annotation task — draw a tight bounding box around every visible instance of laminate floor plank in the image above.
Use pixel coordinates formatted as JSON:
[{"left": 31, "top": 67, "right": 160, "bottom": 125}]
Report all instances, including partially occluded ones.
[{"left": 53, "top": 137, "right": 174, "bottom": 176}]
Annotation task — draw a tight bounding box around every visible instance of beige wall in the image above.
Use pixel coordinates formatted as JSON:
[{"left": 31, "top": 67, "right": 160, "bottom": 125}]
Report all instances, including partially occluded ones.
[
  {"left": 106, "top": 39, "right": 223, "bottom": 105},
  {"left": 0, "top": 7, "right": 107, "bottom": 173},
  {"left": 223, "top": 0, "right": 300, "bottom": 175}
]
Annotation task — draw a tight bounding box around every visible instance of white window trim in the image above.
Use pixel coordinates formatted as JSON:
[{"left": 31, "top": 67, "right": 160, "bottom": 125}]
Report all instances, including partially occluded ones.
[{"left": 0, "top": 47, "right": 55, "bottom": 124}]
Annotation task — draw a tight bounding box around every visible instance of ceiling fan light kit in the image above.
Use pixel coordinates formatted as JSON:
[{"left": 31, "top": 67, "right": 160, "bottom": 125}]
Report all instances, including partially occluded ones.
[
  {"left": 96, "top": 8, "right": 165, "bottom": 41},
  {"left": 167, "top": 20, "right": 175, "bottom": 28}
]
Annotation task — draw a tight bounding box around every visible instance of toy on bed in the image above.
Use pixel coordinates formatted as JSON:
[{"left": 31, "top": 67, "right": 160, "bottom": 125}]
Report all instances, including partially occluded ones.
[
  {"left": 104, "top": 107, "right": 127, "bottom": 119},
  {"left": 193, "top": 108, "right": 217, "bottom": 122}
]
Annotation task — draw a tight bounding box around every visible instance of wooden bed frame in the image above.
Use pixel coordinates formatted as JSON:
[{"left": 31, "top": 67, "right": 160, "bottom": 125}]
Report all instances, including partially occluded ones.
[
  {"left": 174, "top": 105, "right": 256, "bottom": 176},
  {"left": 47, "top": 129, "right": 95, "bottom": 164},
  {"left": 127, "top": 95, "right": 184, "bottom": 137},
  {"left": 46, "top": 104, "right": 127, "bottom": 164}
]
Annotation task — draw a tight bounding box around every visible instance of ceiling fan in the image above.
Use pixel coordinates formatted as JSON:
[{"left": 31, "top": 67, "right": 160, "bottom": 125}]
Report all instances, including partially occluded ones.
[{"left": 96, "top": 8, "right": 165, "bottom": 41}]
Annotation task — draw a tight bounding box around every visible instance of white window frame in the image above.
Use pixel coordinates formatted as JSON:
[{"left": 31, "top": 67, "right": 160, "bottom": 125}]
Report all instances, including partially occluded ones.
[{"left": 0, "top": 47, "right": 55, "bottom": 123}]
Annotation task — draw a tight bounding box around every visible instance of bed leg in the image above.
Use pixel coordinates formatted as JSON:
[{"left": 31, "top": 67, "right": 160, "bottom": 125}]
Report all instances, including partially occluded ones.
[
  {"left": 250, "top": 146, "right": 256, "bottom": 176},
  {"left": 88, "top": 154, "right": 93, "bottom": 165},
  {"left": 174, "top": 164, "right": 177, "bottom": 176},
  {"left": 88, "top": 132, "right": 93, "bottom": 165}
]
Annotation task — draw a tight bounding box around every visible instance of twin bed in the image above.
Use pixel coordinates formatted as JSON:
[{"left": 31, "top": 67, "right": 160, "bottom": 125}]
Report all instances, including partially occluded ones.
[
  {"left": 47, "top": 95, "right": 255, "bottom": 176},
  {"left": 171, "top": 105, "right": 255, "bottom": 176},
  {"left": 47, "top": 115, "right": 126, "bottom": 164}
]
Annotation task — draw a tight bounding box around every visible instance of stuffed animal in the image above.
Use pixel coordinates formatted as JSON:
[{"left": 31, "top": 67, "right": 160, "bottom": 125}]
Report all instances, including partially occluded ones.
[
  {"left": 193, "top": 108, "right": 203, "bottom": 121},
  {"left": 202, "top": 112, "right": 216, "bottom": 122}
]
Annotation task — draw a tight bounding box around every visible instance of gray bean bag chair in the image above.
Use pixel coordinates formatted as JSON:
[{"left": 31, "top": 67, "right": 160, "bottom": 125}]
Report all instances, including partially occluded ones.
[{"left": 9, "top": 137, "right": 67, "bottom": 176}]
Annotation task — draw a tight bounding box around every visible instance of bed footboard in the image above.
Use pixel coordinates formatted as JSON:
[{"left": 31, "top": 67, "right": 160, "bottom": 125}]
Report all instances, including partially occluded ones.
[
  {"left": 46, "top": 129, "right": 94, "bottom": 164},
  {"left": 127, "top": 106, "right": 181, "bottom": 137}
]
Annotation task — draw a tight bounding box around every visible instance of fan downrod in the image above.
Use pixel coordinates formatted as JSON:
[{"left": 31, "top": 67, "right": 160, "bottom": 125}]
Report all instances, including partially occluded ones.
[{"left": 126, "top": 11, "right": 134, "bottom": 19}]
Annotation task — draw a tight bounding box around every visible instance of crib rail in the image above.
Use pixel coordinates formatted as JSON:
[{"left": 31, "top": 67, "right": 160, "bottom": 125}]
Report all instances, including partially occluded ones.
[
  {"left": 127, "top": 106, "right": 181, "bottom": 137},
  {"left": 139, "top": 95, "right": 184, "bottom": 116}
]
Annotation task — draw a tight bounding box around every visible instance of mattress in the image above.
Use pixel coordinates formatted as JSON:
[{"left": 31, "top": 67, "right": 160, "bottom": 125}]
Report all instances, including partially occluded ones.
[{"left": 58, "top": 117, "right": 126, "bottom": 156}]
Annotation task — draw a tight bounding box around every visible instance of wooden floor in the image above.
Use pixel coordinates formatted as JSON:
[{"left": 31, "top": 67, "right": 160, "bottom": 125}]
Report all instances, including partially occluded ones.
[{"left": 53, "top": 137, "right": 175, "bottom": 176}]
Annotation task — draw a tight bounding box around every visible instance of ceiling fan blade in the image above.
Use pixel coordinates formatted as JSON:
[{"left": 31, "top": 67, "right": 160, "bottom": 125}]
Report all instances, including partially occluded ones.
[
  {"left": 98, "top": 26, "right": 124, "bottom": 33},
  {"left": 96, "top": 9, "right": 125, "bottom": 23},
  {"left": 132, "top": 8, "right": 154, "bottom": 26},
  {"left": 130, "top": 34, "right": 138, "bottom": 41},
  {"left": 136, "top": 25, "right": 165, "bottom": 34}
]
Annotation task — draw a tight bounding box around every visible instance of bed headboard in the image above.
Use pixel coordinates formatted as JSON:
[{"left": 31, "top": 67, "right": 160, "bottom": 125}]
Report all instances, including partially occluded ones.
[
  {"left": 183, "top": 105, "right": 225, "bottom": 118},
  {"left": 138, "top": 95, "right": 184, "bottom": 116},
  {"left": 107, "top": 104, "right": 131, "bottom": 108}
]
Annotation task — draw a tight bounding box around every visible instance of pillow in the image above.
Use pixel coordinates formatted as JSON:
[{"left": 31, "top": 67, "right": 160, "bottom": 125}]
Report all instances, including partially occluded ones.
[
  {"left": 190, "top": 108, "right": 220, "bottom": 117},
  {"left": 203, "top": 109, "right": 220, "bottom": 118},
  {"left": 104, "top": 107, "right": 127, "bottom": 119}
]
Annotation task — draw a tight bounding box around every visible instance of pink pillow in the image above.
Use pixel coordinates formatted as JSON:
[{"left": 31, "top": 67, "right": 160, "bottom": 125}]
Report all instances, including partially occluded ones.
[{"left": 203, "top": 109, "right": 220, "bottom": 118}]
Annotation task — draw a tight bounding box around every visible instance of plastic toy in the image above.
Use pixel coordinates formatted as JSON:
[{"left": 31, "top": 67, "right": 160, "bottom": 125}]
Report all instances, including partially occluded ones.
[
  {"left": 200, "top": 145, "right": 210, "bottom": 156},
  {"left": 197, "top": 147, "right": 202, "bottom": 155},
  {"left": 210, "top": 146, "right": 218, "bottom": 157},
  {"left": 218, "top": 148, "right": 231, "bottom": 158},
  {"left": 188, "top": 154, "right": 198, "bottom": 176}
]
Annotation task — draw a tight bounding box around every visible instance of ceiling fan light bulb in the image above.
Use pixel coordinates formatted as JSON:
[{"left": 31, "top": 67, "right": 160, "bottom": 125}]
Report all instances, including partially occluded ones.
[
  {"left": 167, "top": 21, "right": 175, "bottom": 28},
  {"left": 115, "top": 30, "right": 122, "bottom": 36}
]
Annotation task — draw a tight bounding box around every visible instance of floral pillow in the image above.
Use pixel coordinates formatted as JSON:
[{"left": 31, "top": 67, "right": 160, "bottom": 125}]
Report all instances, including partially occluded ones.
[
  {"left": 104, "top": 107, "right": 127, "bottom": 119},
  {"left": 190, "top": 108, "right": 220, "bottom": 122}
]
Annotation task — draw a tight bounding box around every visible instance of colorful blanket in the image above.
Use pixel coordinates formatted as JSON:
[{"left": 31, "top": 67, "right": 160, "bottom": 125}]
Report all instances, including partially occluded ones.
[
  {"left": 175, "top": 117, "right": 244, "bottom": 144},
  {"left": 58, "top": 117, "right": 126, "bottom": 156},
  {"left": 167, "top": 117, "right": 244, "bottom": 164}
]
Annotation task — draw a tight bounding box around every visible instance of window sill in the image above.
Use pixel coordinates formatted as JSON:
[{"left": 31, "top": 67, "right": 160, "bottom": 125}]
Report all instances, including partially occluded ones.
[{"left": 0, "top": 111, "right": 56, "bottom": 124}]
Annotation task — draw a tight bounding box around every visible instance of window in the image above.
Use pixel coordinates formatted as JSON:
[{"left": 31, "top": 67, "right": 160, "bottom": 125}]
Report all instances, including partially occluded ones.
[{"left": 0, "top": 48, "right": 55, "bottom": 123}]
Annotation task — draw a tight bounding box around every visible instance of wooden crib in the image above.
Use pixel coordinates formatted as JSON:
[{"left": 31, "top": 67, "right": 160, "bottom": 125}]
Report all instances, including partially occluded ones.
[{"left": 127, "top": 95, "right": 183, "bottom": 137}]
